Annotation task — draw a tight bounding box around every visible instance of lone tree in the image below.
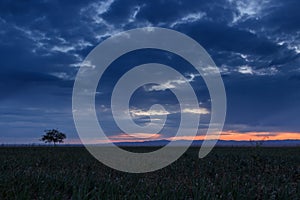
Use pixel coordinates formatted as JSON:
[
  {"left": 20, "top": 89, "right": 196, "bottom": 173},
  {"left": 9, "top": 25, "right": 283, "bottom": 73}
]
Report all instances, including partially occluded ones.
[{"left": 41, "top": 129, "right": 66, "bottom": 146}]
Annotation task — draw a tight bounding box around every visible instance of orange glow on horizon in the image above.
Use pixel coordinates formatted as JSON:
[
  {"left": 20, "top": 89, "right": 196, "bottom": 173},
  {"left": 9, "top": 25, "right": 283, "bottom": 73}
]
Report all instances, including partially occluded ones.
[
  {"left": 169, "top": 131, "right": 300, "bottom": 141},
  {"left": 65, "top": 131, "right": 300, "bottom": 144}
]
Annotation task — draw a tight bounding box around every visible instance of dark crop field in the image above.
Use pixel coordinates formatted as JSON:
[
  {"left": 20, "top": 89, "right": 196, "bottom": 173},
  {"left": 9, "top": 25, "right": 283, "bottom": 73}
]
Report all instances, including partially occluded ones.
[{"left": 0, "top": 147, "right": 299, "bottom": 199}]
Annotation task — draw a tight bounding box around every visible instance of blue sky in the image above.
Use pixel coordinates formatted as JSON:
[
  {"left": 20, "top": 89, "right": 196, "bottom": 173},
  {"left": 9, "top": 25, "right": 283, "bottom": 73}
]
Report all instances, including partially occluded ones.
[{"left": 0, "top": 0, "right": 300, "bottom": 143}]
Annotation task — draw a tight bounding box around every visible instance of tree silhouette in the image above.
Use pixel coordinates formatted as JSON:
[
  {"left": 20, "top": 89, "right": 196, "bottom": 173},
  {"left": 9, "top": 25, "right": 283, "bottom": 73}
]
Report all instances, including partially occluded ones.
[{"left": 40, "top": 129, "right": 66, "bottom": 146}]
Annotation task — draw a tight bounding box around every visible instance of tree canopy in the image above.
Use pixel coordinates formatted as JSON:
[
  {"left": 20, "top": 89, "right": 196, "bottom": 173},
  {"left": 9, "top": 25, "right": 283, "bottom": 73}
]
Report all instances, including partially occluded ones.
[{"left": 41, "top": 129, "right": 66, "bottom": 145}]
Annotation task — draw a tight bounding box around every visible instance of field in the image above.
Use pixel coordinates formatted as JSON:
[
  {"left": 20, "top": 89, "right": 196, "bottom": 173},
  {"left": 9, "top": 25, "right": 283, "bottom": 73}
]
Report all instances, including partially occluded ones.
[{"left": 0, "top": 147, "right": 299, "bottom": 199}]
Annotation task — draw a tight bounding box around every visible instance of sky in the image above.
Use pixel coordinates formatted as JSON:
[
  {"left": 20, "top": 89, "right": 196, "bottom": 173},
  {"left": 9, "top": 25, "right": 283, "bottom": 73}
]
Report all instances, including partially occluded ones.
[{"left": 0, "top": 0, "right": 300, "bottom": 144}]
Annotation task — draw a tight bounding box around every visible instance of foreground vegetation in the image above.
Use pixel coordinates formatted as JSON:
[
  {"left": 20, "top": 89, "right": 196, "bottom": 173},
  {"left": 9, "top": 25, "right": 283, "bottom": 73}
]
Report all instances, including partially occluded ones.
[{"left": 0, "top": 147, "right": 299, "bottom": 199}]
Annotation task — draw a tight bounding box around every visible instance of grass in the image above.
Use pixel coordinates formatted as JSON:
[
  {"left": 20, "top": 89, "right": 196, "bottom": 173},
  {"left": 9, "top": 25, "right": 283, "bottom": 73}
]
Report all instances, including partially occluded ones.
[{"left": 0, "top": 147, "right": 299, "bottom": 199}]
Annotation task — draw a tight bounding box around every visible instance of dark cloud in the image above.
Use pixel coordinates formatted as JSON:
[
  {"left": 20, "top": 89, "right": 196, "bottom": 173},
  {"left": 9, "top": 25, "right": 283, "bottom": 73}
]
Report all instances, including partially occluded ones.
[
  {"left": 179, "top": 21, "right": 279, "bottom": 55},
  {"left": 262, "top": 0, "right": 300, "bottom": 33}
]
